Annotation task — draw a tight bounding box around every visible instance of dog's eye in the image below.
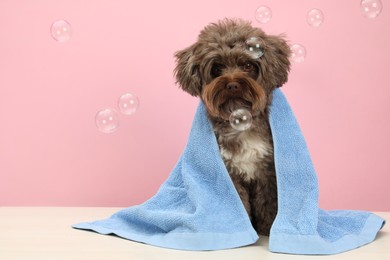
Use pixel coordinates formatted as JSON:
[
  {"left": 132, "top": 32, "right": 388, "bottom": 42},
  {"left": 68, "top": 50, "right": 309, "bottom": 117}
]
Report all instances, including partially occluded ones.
[
  {"left": 211, "top": 63, "right": 224, "bottom": 78},
  {"left": 242, "top": 62, "right": 255, "bottom": 73},
  {"left": 239, "top": 61, "right": 260, "bottom": 80}
]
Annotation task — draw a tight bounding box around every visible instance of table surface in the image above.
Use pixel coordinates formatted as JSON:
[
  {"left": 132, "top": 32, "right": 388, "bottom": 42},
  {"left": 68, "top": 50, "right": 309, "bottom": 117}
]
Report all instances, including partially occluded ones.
[{"left": 0, "top": 208, "right": 388, "bottom": 260}]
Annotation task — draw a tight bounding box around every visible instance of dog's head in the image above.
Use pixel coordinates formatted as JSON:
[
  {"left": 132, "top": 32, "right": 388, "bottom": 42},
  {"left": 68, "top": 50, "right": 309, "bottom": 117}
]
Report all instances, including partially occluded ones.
[{"left": 174, "top": 19, "right": 291, "bottom": 121}]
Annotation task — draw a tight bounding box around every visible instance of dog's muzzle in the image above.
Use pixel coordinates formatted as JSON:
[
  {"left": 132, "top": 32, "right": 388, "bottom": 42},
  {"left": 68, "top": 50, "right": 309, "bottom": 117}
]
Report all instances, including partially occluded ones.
[{"left": 201, "top": 72, "right": 266, "bottom": 120}]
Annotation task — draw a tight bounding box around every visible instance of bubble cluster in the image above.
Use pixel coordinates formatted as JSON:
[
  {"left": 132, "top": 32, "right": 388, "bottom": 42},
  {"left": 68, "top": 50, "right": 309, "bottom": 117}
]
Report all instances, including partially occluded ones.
[
  {"left": 229, "top": 109, "right": 253, "bottom": 131},
  {"left": 307, "top": 9, "right": 325, "bottom": 27},
  {"left": 290, "top": 44, "right": 307, "bottom": 63},
  {"left": 245, "top": 37, "right": 264, "bottom": 59},
  {"left": 95, "top": 108, "right": 120, "bottom": 134},
  {"left": 51, "top": 20, "right": 72, "bottom": 42},
  {"left": 360, "top": 0, "right": 383, "bottom": 19},
  {"left": 118, "top": 93, "right": 139, "bottom": 115},
  {"left": 95, "top": 92, "right": 139, "bottom": 134},
  {"left": 255, "top": 6, "right": 272, "bottom": 24}
]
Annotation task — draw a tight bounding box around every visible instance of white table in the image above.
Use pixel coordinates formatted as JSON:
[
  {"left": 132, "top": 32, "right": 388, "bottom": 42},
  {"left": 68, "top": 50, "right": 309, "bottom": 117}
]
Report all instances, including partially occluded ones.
[{"left": 1, "top": 208, "right": 388, "bottom": 260}]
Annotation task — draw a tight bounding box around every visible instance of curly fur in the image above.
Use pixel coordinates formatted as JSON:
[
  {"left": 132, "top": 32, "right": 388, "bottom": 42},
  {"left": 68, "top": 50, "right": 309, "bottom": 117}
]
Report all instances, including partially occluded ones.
[{"left": 174, "top": 18, "right": 290, "bottom": 235}]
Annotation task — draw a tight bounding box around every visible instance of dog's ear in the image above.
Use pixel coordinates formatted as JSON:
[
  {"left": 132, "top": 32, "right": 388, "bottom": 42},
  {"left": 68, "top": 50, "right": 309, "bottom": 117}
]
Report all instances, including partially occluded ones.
[
  {"left": 174, "top": 44, "right": 202, "bottom": 97},
  {"left": 261, "top": 34, "right": 291, "bottom": 89}
]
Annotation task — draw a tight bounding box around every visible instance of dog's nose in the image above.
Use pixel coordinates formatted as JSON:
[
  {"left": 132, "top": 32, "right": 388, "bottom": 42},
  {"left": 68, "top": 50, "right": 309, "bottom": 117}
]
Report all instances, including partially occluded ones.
[{"left": 226, "top": 82, "right": 242, "bottom": 91}]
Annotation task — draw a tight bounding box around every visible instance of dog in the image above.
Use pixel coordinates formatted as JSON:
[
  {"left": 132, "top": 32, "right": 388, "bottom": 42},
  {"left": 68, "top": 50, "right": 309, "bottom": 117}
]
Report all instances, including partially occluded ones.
[{"left": 174, "top": 18, "right": 291, "bottom": 236}]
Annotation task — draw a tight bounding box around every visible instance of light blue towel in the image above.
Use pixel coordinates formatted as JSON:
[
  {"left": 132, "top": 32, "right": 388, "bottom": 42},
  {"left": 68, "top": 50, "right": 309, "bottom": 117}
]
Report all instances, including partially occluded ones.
[
  {"left": 268, "top": 89, "right": 385, "bottom": 254},
  {"left": 73, "top": 88, "right": 385, "bottom": 254}
]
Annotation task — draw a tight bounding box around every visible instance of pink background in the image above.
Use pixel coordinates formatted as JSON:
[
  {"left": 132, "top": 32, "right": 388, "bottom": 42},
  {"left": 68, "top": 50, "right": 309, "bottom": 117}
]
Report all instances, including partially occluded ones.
[{"left": 1, "top": 0, "right": 389, "bottom": 211}]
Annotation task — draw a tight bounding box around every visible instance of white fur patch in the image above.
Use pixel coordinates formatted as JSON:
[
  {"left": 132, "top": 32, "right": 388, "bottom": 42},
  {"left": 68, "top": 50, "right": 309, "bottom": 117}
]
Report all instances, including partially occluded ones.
[{"left": 220, "top": 132, "right": 271, "bottom": 181}]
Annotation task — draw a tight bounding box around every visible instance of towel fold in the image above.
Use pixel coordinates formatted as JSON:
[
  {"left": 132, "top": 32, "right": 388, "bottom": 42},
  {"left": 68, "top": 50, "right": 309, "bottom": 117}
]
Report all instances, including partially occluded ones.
[
  {"left": 268, "top": 89, "right": 385, "bottom": 254},
  {"left": 73, "top": 88, "right": 385, "bottom": 254}
]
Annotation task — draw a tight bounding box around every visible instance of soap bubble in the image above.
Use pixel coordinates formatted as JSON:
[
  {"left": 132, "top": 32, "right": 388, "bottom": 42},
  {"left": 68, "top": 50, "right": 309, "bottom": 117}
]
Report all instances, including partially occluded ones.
[
  {"left": 51, "top": 20, "right": 72, "bottom": 42},
  {"left": 307, "top": 9, "right": 324, "bottom": 27},
  {"left": 360, "top": 0, "right": 382, "bottom": 19},
  {"left": 95, "top": 108, "right": 120, "bottom": 133},
  {"left": 229, "top": 109, "right": 253, "bottom": 131},
  {"left": 245, "top": 37, "right": 264, "bottom": 59},
  {"left": 290, "top": 44, "right": 306, "bottom": 63},
  {"left": 255, "top": 6, "right": 272, "bottom": 24},
  {"left": 118, "top": 92, "right": 139, "bottom": 115}
]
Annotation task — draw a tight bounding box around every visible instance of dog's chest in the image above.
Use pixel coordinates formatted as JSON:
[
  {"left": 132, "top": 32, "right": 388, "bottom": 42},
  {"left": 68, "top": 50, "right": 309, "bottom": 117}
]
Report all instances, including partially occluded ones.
[{"left": 218, "top": 132, "right": 272, "bottom": 181}]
